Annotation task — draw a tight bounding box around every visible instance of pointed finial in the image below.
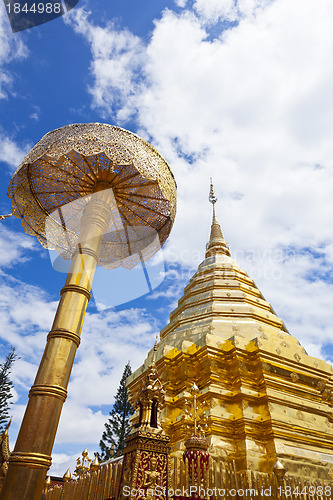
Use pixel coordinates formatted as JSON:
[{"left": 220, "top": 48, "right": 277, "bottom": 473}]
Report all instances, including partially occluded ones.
[
  {"left": 273, "top": 460, "right": 286, "bottom": 480},
  {"left": 90, "top": 455, "right": 100, "bottom": 472},
  {"left": 3, "top": 417, "right": 12, "bottom": 437},
  {"left": 63, "top": 469, "right": 71, "bottom": 482},
  {"left": 209, "top": 178, "right": 217, "bottom": 205},
  {"left": 44, "top": 476, "right": 51, "bottom": 492},
  {"left": 152, "top": 333, "right": 158, "bottom": 363},
  {"left": 206, "top": 180, "right": 230, "bottom": 258},
  {"left": 191, "top": 383, "right": 199, "bottom": 394}
]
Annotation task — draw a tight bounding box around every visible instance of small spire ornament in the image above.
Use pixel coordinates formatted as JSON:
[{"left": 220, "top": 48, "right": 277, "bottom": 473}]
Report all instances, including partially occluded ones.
[
  {"left": 209, "top": 178, "right": 217, "bottom": 205},
  {"left": 43, "top": 476, "right": 51, "bottom": 493},
  {"left": 74, "top": 448, "right": 92, "bottom": 478},
  {"left": 273, "top": 460, "right": 286, "bottom": 486},
  {"left": 184, "top": 383, "right": 208, "bottom": 437},
  {"left": 63, "top": 469, "right": 71, "bottom": 483},
  {"left": 183, "top": 383, "right": 210, "bottom": 489},
  {"left": 206, "top": 179, "right": 230, "bottom": 257},
  {"left": 90, "top": 456, "right": 100, "bottom": 472}
]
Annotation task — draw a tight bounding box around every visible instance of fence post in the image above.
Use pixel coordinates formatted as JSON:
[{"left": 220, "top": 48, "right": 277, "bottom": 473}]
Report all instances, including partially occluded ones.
[{"left": 273, "top": 461, "right": 286, "bottom": 500}]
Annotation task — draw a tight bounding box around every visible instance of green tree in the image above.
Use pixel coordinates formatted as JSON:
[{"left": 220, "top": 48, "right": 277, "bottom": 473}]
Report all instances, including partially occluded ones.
[
  {"left": 0, "top": 346, "right": 18, "bottom": 431},
  {"left": 97, "top": 362, "right": 134, "bottom": 461}
]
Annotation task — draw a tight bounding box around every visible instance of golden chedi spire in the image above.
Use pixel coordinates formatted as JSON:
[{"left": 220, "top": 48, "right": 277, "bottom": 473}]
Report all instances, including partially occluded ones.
[
  {"left": 157, "top": 179, "right": 289, "bottom": 344},
  {"left": 205, "top": 179, "right": 230, "bottom": 258}
]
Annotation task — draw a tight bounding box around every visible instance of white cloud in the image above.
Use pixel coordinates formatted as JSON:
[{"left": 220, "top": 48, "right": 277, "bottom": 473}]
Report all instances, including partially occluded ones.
[
  {"left": 0, "top": 135, "right": 31, "bottom": 171},
  {"left": 0, "top": 6, "right": 30, "bottom": 172},
  {"left": 239, "top": 246, "right": 333, "bottom": 356},
  {"left": 56, "top": 403, "right": 106, "bottom": 445},
  {"left": 1, "top": 268, "right": 156, "bottom": 399},
  {"left": 29, "top": 112, "right": 39, "bottom": 121},
  {"left": 175, "top": 0, "right": 188, "bottom": 7},
  {"left": 0, "top": 2, "right": 28, "bottom": 99},
  {"left": 66, "top": 8, "right": 145, "bottom": 121},
  {"left": 0, "top": 274, "right": 58, "bottom": 367},
  {"left": 48, "top": 452, "right": 79, "bottom": 477},
  {"left": 67, "top": 308, "right": 158, "bottom": 407},
  {"left": 0, "top": 226, "right": 36, "bottom": 266},
  {"left": 193, "top": 0, "right": 238, "bottom": 23},
  {"left": 193, "top": 0, "right": 271, "bottom": 23}
]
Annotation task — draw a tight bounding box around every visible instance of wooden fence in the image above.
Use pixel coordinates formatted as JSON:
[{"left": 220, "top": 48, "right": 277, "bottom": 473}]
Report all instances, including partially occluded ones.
[{"left": 45, "top": 457, "right": 333, "bottom": 500}]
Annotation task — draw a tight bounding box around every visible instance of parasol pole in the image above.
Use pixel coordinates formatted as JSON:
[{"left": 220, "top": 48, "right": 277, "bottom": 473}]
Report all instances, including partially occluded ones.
[{"left": 0, "top": 188, "right": 114, "bottom": 500}]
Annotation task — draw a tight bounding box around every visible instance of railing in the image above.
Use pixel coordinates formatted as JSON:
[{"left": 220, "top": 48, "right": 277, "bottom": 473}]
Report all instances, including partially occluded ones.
[
  {"left": 170, "top": 457, "right": 333, "bottom": 500},
  {"left": 45, "top": 461, "right": 122, "bottom": 500},
  {"left": 45, "top": 457, "right": 333, "bottom": 500}
]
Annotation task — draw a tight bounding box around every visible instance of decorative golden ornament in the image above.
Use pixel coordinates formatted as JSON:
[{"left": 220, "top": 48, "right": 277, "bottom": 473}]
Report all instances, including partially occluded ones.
[
  {"left": 134, "top": 339, "right": 165, "bottom": 431},
  {"left": 74, "top": 448, "right": 92, "bottom": 478},
  {"left": 7, "top": 123, "right": 177, "bottom": 270},
  {"left": 90, "top": 456, "right": 100, "bottom": 472},
  {"left": 184, "top": 383, "right": 208, "bottom": 438},
  {"left": 273, "top": 460, "right": 286, "bottom": 481},
  {"left": 0, "top": 420, "right": 11, "bottom": 487},
  {"left": 43, "top": 476, "right": 51, "bottom": 493},
  {"left": 63, "top": 469, "right": 71, "bottom": 483}
]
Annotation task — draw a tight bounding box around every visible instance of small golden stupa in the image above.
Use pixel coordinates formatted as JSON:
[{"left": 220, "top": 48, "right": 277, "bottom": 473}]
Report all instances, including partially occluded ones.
[{"left": 128, "top": 181, "right": 333, "bottom": 481}]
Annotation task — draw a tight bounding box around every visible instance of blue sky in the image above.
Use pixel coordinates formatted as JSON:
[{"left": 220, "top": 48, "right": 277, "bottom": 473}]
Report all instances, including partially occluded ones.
[{"left": 1, "top": 0, "right": 333, "bottom": 476}]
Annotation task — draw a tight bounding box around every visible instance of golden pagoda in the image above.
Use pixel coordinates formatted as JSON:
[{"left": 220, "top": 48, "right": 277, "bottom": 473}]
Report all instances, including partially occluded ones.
[{"left": 127, "top": 181, "right": 333, "bottom": 481}]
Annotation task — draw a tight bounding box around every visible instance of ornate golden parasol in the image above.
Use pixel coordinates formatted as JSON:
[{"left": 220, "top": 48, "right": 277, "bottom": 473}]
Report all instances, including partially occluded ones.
[
  {"left": 7, "top": 123, "right": 176, "bottom": 269},
  {"left": 0, "top": 123, "right": 176, "bottom": 500}
]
